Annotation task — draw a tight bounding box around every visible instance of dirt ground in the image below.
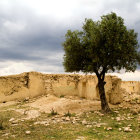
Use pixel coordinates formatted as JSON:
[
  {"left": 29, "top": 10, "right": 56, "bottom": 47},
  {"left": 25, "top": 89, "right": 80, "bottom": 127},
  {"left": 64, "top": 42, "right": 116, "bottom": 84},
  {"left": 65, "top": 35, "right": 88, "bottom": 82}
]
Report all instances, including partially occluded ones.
[
  {"left": 1, "top": 94, "right": 140, "bottom": 140},
  {"left": 26, "top": 94, "right": 101, "bottom": 114},
  {"left": 0, "top": 94, "right": 139, "bottom": 120}
]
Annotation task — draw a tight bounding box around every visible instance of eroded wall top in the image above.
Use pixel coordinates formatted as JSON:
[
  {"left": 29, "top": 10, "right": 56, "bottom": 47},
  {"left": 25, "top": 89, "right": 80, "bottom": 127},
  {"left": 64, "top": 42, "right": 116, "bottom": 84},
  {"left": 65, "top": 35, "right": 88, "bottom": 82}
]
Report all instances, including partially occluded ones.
[{"left": 0, "top": 71, "right": 138, "bottom": 104}]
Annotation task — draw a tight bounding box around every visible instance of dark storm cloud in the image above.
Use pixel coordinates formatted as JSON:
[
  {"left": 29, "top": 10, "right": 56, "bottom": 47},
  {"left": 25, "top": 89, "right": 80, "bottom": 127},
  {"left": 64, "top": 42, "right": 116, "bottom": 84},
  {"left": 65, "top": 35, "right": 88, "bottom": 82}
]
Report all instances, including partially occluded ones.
[
  {"left": 0, "top": 47, "right": 44, "bottom": 61},
  {"left": 0, "top": 0, "right": 140, "bottom": 75},
  {"left": 0, "top": 5, "right": 65, "bottom": 65}
]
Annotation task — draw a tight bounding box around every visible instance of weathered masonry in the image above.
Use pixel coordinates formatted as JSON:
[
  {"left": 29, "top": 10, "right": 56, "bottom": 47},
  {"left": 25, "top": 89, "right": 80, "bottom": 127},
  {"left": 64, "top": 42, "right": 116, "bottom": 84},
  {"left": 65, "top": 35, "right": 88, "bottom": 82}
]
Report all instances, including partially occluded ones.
[{"left": 0, "top": 72, "right": 139, "bottom": 104}]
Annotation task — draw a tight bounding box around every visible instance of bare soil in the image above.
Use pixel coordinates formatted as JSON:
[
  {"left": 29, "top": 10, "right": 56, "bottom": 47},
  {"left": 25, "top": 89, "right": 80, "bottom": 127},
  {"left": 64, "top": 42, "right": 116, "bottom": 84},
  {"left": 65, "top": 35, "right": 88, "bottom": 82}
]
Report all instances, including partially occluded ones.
[{"left": 26, "top": 94, "right": 101, "bottom": 115}]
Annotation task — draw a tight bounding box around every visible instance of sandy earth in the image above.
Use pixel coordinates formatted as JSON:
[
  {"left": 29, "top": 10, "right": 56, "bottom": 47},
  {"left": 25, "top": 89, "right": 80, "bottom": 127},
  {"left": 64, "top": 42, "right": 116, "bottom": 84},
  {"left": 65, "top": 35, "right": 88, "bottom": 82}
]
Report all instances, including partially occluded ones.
[
  {"left": 0, "top": 94, "right": 101, "bottom": 119},
  {"left": 0, "top": 94, "right": 139, "bottom": 121},
  {"left": 26, "top": 94, "right": 101, "bottom": 114}
]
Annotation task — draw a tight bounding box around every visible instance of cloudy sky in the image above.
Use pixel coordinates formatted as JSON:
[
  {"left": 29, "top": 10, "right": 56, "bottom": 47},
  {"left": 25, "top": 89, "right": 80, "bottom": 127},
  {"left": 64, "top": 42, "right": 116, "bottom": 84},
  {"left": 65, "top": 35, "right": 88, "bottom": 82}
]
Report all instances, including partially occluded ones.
[{"left": 0, "top": 0, "right": 140, "bottom": 81}]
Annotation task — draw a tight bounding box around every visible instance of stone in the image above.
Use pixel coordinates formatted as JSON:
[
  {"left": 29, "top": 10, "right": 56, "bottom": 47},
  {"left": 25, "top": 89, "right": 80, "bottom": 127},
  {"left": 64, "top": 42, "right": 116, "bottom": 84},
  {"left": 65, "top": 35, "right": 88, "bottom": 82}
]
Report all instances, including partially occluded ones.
[
  {"left": 128, "top": 124, "right": 132, "bottom": 127},
  {"left": 24, "top": 97, "right": 30, "bottom": 102},
  {"left": 82, "top": 119, "right": 87, "bottom": 125},
  {"left": 136, "top": 100, "right": 140, "bottom": 104},
  {"left": 131, "top": 109, "right": 139, "bottom": 115},
  {"left": 119, "top": 105, "right": 123, "bottom": 108},
  {"left": 34, "top": 121, "right": 49, "bottom": 126},
  {"left": 99, "top": 113, "right": 104, "bottom": 116},
  {"left": 123, "top": 127, "right": 132, "bottom": 132},
  {"left": 114, "top": 111, "right": 119, "bottom": 114},
  {"left": 15, "top": 109, "right": 25, "bottom": 115},
  {"left": 9, "top": 118, "right": 15, "bottom": 122},
  {"left": 119, "top": 128, "right": 122, "bottom": 131},
  {"left": 2, "top": 133, "right": 9, "bottom": 136},
  {"left": 86, "top": 125, "right": 92, "bottom": 128},
  {"left": 65, "top": 117, "right": 70, "bottom": 121},
  {"left": 96, "top": 124, "right": 101, "bottom": 128},
  {"left": 25, "top": 131, "right": 31, "bottom": 134},
  {"left": 72, "top": 121, "right": 76, "bottom": 124},
  {"left": 106, "top": 127, "right": 112, "bottom": 131},
  {"left": 116, "top": 117, "right": 121, "bottom": 121},
  {"left": 24, "top": 110, "right": 40, "bottom": 119},
  {"left": 76, "top": 136, "right": 85, "bottom": 140}
]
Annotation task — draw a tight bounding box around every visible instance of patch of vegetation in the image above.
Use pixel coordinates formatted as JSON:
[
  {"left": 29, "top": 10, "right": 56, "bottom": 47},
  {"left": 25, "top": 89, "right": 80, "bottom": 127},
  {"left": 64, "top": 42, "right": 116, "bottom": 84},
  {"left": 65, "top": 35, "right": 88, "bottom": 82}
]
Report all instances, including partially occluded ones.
[
  {"left": 64, "top": 111, "right": 76, "bottom": 117},
  {"left": 0, "top": 106, "right": 140, "bottom": 140},
  {"left": 0, "top": 120, "right": 4, "bottom": 130},
  {"left": 48, "top": 108, "right": 58, "bottom": 117},
  {"left": 60, "top": 95, "right": 65, "bottom": 98},
  {"left": 0, "top": 110, "right": 18, "bottom": 130}
]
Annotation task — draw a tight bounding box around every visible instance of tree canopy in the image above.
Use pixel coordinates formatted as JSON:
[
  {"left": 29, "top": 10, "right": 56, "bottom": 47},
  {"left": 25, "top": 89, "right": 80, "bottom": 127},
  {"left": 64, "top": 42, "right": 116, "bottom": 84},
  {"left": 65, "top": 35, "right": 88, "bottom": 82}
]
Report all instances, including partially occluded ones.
[
  {"left": 63, "top": 12, "right": 140, "bottom": 76},
  {"left": 62, "top": 12, "right": 140, "bottom": 112}
]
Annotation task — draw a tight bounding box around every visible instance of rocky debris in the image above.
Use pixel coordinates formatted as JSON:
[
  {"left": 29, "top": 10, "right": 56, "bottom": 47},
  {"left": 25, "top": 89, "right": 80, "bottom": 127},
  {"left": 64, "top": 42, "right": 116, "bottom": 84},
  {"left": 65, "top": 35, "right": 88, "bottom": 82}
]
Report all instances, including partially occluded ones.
[
  {"left": 106, "top": 127, "right": 112, "bottom": 131},
  {"left": 65, "top": 117, "right": 70, "bottom": 121},
  {"left": 119, "top": 128, "right": 122, "bottom": 131},
  {"left": 94, "top": 111, "right": 104, "bottom": 116},
  {"left": 24, "top": 110, "right": 40, "bottom": 119},
  {"left": 82, "top": 119, "right": 88, "bottom": 125},
  {"left": 86, "top": 125, "right": 92, "bottom": 128},
  {"left": 137, "top": 116, "right": 140, "bottom": 121},
  {"left": 2, "top": 133, "right": 10, "bottom": 137},
  {"left": 127, "top": 124, "right": 132, "bottom": 127},
  {"left": 116, "top": 117, "right": 121, "bottom": 121},
  {"left": 76, "top": 136, "right": 85, "bottom": 140},
  {"left": 119, "top": 105, "right": 123, "bottom": 108},
  {"left": 32, "top": 115, "right": 81, "bottom": 126},
  {"left": 24, "top": 97, "right": 30, "bottom": 102},
  {"left": 114, "top": 110, "right": 119, "bottom": 114},
  {"left": 96, "top": 124, "right": 101, "bottom": 128},
  {"left": 9, "top": 118, "right": 20, "bottom": 126},
  {"left": 131, "top": 108, "right": 140, "bottom": 115},
  {"left": 123, "top": 92, "right": 140, "bottom": 105},
  {"left": 34, "top": 121, "right": 50, "bottom": 126},
  {"left": 25, "top": 131, "right": 31, "bottom": 134},
  {"left": 15, "top": 109, "right": 25, "bottom": 115},
  {"left": 9, "top": 118, "right": 15, "bottom": 122},
  {"left": 123, "top": 127, "right": 132, "bottom": 132}
]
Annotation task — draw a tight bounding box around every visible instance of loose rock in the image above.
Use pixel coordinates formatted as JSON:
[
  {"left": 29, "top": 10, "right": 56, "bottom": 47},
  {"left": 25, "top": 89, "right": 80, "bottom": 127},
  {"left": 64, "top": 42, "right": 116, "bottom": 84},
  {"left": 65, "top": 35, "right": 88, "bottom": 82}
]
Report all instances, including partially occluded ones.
[{"left": 25, "top": 131, "right": 31, "bottom": 134}]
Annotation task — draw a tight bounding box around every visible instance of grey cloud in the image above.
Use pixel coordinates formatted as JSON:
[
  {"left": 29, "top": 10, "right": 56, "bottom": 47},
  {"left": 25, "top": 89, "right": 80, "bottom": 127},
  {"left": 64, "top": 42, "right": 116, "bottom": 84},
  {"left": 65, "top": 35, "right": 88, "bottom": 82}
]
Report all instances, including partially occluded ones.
[
  {"left": 0, "top": 0, "right": 140, "bottom": 75},
  {"left": 0, "top": 5, "right": 66, "bottom": 64}
]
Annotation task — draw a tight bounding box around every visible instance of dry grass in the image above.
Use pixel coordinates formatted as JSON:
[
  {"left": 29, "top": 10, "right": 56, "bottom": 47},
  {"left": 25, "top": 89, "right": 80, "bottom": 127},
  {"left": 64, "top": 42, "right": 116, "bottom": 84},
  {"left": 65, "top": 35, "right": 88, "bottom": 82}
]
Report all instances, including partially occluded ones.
[{"left": 0, "top": 103, "right": 140, "bottom": 140}]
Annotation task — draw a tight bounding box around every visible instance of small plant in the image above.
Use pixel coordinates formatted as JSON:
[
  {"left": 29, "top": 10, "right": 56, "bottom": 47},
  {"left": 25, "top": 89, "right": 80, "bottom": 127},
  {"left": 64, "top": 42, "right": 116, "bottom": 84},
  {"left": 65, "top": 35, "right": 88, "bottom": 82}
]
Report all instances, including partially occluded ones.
[
  {"left": 48, "top": 108, "right": 58, "bottom": 117},
  {"left": 0, "top": 120, "right": 4, "bottom": 130},
  {"left": 60, "top": 95, "right": 65, "bottom": 98},
  {"left": 64, "top": 111, "right": 71, "bottom": 117},
  {"left": 64, "top": 111, "right": 76, "bottom": 117}
]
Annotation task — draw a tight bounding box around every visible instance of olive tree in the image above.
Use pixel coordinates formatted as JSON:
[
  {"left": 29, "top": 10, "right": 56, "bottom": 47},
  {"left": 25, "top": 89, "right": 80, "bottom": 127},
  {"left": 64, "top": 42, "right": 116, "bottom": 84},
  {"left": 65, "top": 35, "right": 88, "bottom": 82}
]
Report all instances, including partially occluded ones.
[{"left": 62, "top": 12, "right": 140, "bottom": 112}]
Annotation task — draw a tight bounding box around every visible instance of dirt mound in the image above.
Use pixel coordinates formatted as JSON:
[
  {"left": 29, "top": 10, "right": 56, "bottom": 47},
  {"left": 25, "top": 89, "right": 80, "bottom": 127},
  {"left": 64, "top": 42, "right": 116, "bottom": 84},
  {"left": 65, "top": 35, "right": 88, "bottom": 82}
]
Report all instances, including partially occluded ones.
[{"left": 27, "top": 95, "right": 101, "bottom": 114}]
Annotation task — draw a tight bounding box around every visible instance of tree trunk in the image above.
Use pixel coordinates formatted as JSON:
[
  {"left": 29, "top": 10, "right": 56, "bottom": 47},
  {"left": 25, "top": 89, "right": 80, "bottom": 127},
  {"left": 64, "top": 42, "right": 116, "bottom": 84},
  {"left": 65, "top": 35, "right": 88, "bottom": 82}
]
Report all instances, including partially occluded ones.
[{"left": 98, "top": 79, "right": 111, "bottom": 113}]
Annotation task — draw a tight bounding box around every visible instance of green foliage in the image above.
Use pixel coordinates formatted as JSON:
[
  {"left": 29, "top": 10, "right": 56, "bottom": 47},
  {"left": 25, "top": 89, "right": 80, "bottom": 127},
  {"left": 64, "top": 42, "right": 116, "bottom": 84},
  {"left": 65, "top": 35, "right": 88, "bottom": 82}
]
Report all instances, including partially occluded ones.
[
  {"left": 0, "top": 120, "right": 4, "bottom": 130},
  {"left": 48, "top": 108, "right": 58, "bottom": 116},
  {"left": 64, "top": 111, "right": 71, "bottom": 117},
  {"left": 64, "top": 111, "right": 76, "bottom": 117},
  {"left": 60, "top": 95, "right": 65, "bottom": 98},
  {"left": 62, "top": 12, "right": 140, "bottom": 75}
]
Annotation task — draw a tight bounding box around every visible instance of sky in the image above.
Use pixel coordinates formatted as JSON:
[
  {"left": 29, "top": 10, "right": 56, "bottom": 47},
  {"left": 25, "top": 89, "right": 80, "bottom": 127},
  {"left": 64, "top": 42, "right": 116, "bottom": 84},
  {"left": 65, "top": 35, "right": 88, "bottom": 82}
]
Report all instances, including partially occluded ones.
[{"left": 0, "top": 0, "right": 140, "bottom": 81}]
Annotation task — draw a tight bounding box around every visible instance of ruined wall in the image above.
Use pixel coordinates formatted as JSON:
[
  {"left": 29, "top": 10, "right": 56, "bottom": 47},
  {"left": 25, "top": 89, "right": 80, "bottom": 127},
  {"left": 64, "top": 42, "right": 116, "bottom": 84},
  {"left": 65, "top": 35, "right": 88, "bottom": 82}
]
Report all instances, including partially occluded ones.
[
  {"left": 0, "top": 71, "right": 132, "bottom": 104},
  {"left": 0, "top": 72, "right": 45, "bottom": 102},
  {"left": 121, "top": 81, "right": 140, "bottom": 95},
  {"left": 0, "top": 73, "right": 29, "bottom": 102}
]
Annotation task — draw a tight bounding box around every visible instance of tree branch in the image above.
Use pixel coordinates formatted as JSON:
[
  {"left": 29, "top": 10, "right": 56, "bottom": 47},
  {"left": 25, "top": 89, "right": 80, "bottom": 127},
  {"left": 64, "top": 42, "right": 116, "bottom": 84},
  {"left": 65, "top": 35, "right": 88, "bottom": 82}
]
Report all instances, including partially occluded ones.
[
  {"left": 94, "top": 69, "right": 101, "bottom": 80},
  {"left": 100, "top": 66, "right": 106, "bottom": 81}
]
